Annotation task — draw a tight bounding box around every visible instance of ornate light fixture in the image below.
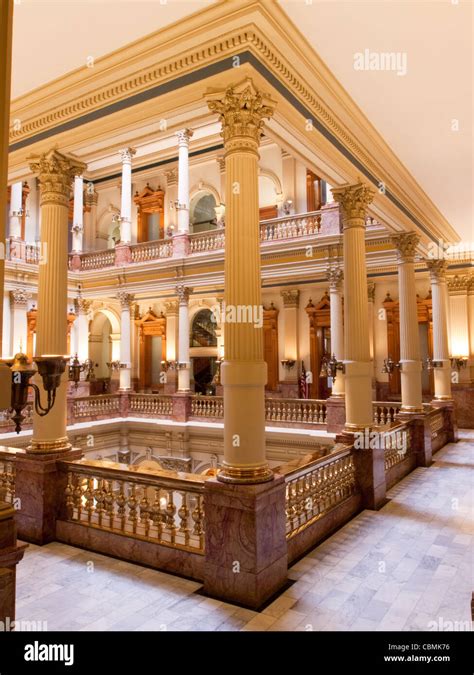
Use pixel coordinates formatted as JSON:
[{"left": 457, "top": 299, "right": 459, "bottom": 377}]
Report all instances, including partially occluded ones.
[
  {"left": 320, "top": 354, "right": 345, "bottom": 380},
  {"left": 382, "top": 356, "right": 400, "bottom": 375},
  {"left": 450, "top": 356, "right": 468, "bottom": 371},
  {"left": 107, "top": 360, "right": 124, "bottom": 372},
  {"left": 68, "top": 355, "right": 97, "bottom": 387},
  {"left": 160, "top": 359, "right": 179, "bottom": 371},
  {"left": 280, "top": 359, "right": 296, "bottom": 370},
  {"left": 0, "top": 353, "right": 69, "bottom": 433},
  {"left": 282, "top": 200, "right": 293, "bottom": 215}
]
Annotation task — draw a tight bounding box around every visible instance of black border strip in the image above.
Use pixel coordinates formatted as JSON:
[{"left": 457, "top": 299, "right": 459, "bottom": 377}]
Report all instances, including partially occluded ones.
[{"left": 10, "top": 50, "right": 436, "bottom": 240}]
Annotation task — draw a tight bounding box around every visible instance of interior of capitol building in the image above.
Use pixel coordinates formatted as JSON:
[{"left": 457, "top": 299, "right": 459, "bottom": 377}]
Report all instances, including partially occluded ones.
[{"left": 0, "top": 0, "right": 472, "bottom": 633}]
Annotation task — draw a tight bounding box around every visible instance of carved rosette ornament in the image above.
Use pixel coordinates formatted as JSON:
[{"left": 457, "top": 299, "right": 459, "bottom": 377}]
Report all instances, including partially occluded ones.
[
  {"left": 327, "top": 267, "right": 343, "bottom": 291},
  {"left": 427, "top": 259, "right": 448, "bottom": 283},
  {"left": 206, "top": 78, "right": 276, "bottom": 152},
  {"left": 176, "top": 285, "right": 192, "bottom": 305},
  {"left": 280, "top": 289, "right": 300, "bottom": 308},
  {"left": 28, "top": 149, "right": 86, "bottom": 207},
  {"left": 392, "top": 232, "right": 420, "bottom": 263},
  {"left": 367, "top": 282, "right": 376, "bottom": 303},
  {"left": 331, "top": 182, "right": 375, "bottom": 227},
  {"left": 10, "top": 288, "right": 30, "bottom": 308},
  {"left": 164, "top": 299, "right": 179, "bottom": 316},
  {"left": 117, "top": 292, "right": 135, "bottom": 309}
]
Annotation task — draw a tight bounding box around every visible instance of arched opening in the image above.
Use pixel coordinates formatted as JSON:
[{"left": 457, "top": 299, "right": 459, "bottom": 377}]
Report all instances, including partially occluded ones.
[
  {"left": 108, "top": 224, "right": 121, "bottom": 248},
  {"left": 190, "top": 308, "right": 218, "bottom": 394},
  {"left": 258, "top": 174, "right": 279, "bottom": 220},
  {"left": 190, "top": 192, "right": 217, "bottom": 233},
  {"left": 89, "top": 311, "right": 119, "bottom": 393}
]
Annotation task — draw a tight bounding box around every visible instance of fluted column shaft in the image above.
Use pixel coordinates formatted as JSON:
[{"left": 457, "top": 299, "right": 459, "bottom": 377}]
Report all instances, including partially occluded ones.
[
  {"left": 177, "top": 130, "right": 193, "bottom": 234},
  {"left": 9, "top": 181, "right": 22, "bottom": 239},
  {"left": 28, "top": 149, "right": 86, "bottom": 452},
  {"left": 394, "top": 234, "right": 423, "bottom": 411},
  {"left": 280, "top": 290, "right": 299, "bottom": 383},
  {"left": 328, "top": 268, "right": 344, "bottom": 396},
  {"left": 332, "top": 183, "right": 374, "bottom": 430},
  {"left": 119, "top": 148, "right": 135, "bottom": 244},
  {"left": 177, "top": 286, "right": 191, "bottom": 391},
  {"left": 74, "top": 297, "right": 91, "bottom": 363},
  {"left": 207, "top": 79, "right": 276, "bottom": 483},
  {"left": 428, "top": 261, "right": 452, "bottom": 399},
  {"left": 118, "top": 292, "right": 134, "bottom": 391}
]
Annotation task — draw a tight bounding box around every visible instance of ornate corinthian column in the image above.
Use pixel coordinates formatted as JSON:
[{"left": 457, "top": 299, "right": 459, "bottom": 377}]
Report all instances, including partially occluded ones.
[
  {"left": 117, "top": 292, "right": 134, "bottom": 391},
  {"left": 393, "top": 233, "right": 423, "bottom": 412},
  {"left": 176, "top": 284, "right": 192, "bottom": 392},
  {"left": 28, "top": 149, "right": 86, "bottom": 452},
  {"left": 427, "top": 260, "right": 452, "bottom": 400},
  {"left": 207, "top": 79, "right": 276, "bottom": 484},
  {"left": 332, "top": 182, "right": 375, "bottom": 431}
]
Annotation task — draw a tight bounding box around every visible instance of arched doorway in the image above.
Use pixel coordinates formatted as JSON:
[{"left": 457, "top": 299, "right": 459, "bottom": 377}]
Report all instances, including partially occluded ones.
[
  {"left": 190, "top": 308, "right": 218, "bottom": 394},
  {"left": 89, "top": 310, "right": 120, "bottom": 393},
  {"left": 190, "top": 192, "right": 217, "bottom": 233}
]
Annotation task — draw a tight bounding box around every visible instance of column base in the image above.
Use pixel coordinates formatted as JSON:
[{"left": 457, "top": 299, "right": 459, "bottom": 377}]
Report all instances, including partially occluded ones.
[
  {"left": 343, "top": 361, "right": 373, "bottom": 430},
  {"left": 203, "top": 476, "right": 287, "bottom": 609},
  {"left": 217, "top": 462, "right": 274, "bottom": 485},
  {"left": 14, "top": 448, "right": 83, "bottom": 544},
  {"left": 27, "top": 437, "right": 71, "bottom": 454}
]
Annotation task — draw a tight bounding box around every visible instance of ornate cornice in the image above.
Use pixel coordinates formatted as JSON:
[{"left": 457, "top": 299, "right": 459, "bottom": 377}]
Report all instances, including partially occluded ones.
[
  {"left": 206, "top": 78, "right": 276, "bottom": 150},
  {"left": 28, "top": 149, "right": 86, "bottom": 207},
  {"left": 280, "top": 289, "right": 300, "bottom": 308},
  {"left": 392, "top": 232, "right": 420, "bottom": 263},
  {"left": 447, "top": 274, "right": 470, "bottom": 293},
  {"left": 331, "top": 182, "right": 375, "bottom": 228}
]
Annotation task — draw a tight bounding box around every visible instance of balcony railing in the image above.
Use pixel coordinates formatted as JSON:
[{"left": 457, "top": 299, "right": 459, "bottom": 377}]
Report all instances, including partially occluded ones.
[
  {"left": 189, "top": 230, "right": 225, "bottom": 253},
  {"left": 130, "top": 239, "right": 173, "bottom": 263},
  {"left": 73, "top": 249, "right": 115, "bottom": 271},
  {"left": 61, "top": 458, "right": 207, "bottom": 553},
  {"left": 73, "top": 394, "right": 121, "bottom": 419},
  {"left": 25, "top": 243, "right": 41, "bottom": 265},
  {"left": 260, "top": 212, "right": 321, "bottom": 241},
  {"left": 277, "top": 447, "right": 356, "bottom": 540},
  {"left": 0, "top": 448, "right": 18, "bottom": 504},
  {"left": 190, "top": 395, "right": 224, "bottom": 419},
  {"left": 373, "top": 401, "right": 402, "bottom": 424},
  {"left": 383, "top": 424, "right": 411, "bottom": 471},
  {"left": 265, "top": 398, "right": 327, "bottom": 425},
  {"left": 129, "top": 393, "right": 173, "bottom": 417}
]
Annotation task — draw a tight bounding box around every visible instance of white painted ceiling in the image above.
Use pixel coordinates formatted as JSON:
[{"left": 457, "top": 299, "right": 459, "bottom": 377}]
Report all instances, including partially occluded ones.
[{"left": 11, "top": 0, "right": 473, "bottom": 241}]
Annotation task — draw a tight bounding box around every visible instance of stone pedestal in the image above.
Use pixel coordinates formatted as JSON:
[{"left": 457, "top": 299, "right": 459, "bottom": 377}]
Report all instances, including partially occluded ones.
[
  {"left": 349, "top": 436, "right": 386, "bottom": 510},
  {"left": 115, "top": 243, "right": 131, "bottom": 266},
  {"left": 406, "top": 414, "right": 433, "bottom": 468},
  {"left": 14, "top": 449, "right": 83, "bottom": 544},
  {"left": 203, "top": 476, "right": 287, "bottom": 609},
  {"left": 172, "top": 233, "right": 189, "bottom": 258},
  {"left": 430, "top": 400, "right": 458, "bottom": 443},
  {"left": 172, "top": 392, "right": 191, "bottom": 422},
  {"left": 0, "top": 503, "right": 27, "bottom": 624},
  {"left": 69, "top": 253, "right": 81, "bottom": 271},
  {"left": 326, "top": 396, "right": 346, "bottom": 433}
]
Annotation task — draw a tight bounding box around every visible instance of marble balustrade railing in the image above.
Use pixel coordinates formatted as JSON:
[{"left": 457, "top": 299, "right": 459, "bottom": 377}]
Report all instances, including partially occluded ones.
[
  {"left": 188, "top": 230, "right": 225, "bottom": 253},
  {"left": 0, "top": 448, "right": 18, "bottom": 504},
  {"left": 260, "top": 211, "right": 321, "bottom": 241},
  {"left": 373, "top": 401, "right": 402, "bottom": 425},
  {"left": 265, "top": 398, "right": 327, "bottom": 425},
  {"left": 190, "top": 395, "right": 224, "bottom": 418},
  {"left": 71, "top": 249, "right": 115, "bottom": 271},
  {"left": 129, "top": 393, "right": 173, "bottom": 417},
  {"left": 276, "top": 447, "right": 357, "bottom": 540},
  {"left": 382, "top": 424, "right": 411, "bottom": 472},
  {"left": 72, "top": 394, "right": 121, "bottom": 420},
  {"left": 60, "top": 458, "right": 207, "bottom": 553},
  {"left": 130, "top": 239, "right": 173, "bottom": 263}
]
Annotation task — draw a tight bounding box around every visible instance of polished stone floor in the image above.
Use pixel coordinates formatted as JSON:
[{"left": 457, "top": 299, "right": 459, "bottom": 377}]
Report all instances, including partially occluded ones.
[{"left": 15, "top": 431, "right": 473, "bottom": 631}]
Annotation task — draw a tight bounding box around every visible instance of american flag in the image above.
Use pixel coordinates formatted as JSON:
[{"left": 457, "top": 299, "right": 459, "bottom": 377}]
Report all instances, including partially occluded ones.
[{"left": 299, "top": 360, "right": 309, "bottom": 399}]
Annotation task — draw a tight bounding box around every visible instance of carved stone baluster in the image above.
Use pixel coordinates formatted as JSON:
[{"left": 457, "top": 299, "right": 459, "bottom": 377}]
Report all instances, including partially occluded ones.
[{"left": 178, "top": 492, "right": 190, "bottom": 546}]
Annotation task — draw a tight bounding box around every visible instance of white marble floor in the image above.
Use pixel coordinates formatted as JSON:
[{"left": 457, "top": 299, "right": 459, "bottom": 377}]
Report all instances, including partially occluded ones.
[{"left": 15, "top": 432, "right": 473, "bottom": 631}]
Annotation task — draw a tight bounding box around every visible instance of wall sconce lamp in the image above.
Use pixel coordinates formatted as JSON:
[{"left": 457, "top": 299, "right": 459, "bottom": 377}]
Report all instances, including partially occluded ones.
[
  {"left": 320, "top": 354, "right": 345, "bottom": 381},
  {"left": 107, "top": 360, "right": 125, "bottom": 372},
  {"left": 281, "top": 359, "right": 296, "bottom": 370},
  {"left": 382, "top": 356, "right": 401, "bottom": 375},
  {"left": 69, "top": 355, "right": 97, "bottom": 387},
  {"left": 0, "top": 353, "right": 69, "bottom": 433},
  {"left": 282, "top": 200, "right": 293, "bottom": 215},
  {"left": 450, "top": 356, "right": 468, "bottom": 371},
  {"left": 161, "top": 360, "right": 178, "bottom": 372},
  {"left": 425, "top": 357, "right": 444, "bottom": 371}
]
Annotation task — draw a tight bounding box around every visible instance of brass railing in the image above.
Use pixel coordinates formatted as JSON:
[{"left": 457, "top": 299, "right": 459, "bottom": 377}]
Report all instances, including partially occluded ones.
[
  {"left": 383, "top": 425, "right": 411, "bottom": 471},
  {"left": 73, "top": 394, "right": 121, "bottom": 419},
  {"left": 373, "top": 401, "right": 402, "bottom": 424},
  {"left": 0, "top": 448, "right": 18, "bottom": 504},
  {"left": 62, "top": 458, "right": 207, "bottom": 553},
  {"left": 278, "top": 448, "right": 356, "bottom": 539},
  {"left": 265, "top": 398, "right": 327, "bottom": 425},
  {"left": 191, "top": 396, "right": 224, "bottom": 418},
  {"left": 130, "top": 239, "right": 173, "bottom": 263},
  {"left": 129, "top": 393, "right": 173, "bottom": 417}
]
